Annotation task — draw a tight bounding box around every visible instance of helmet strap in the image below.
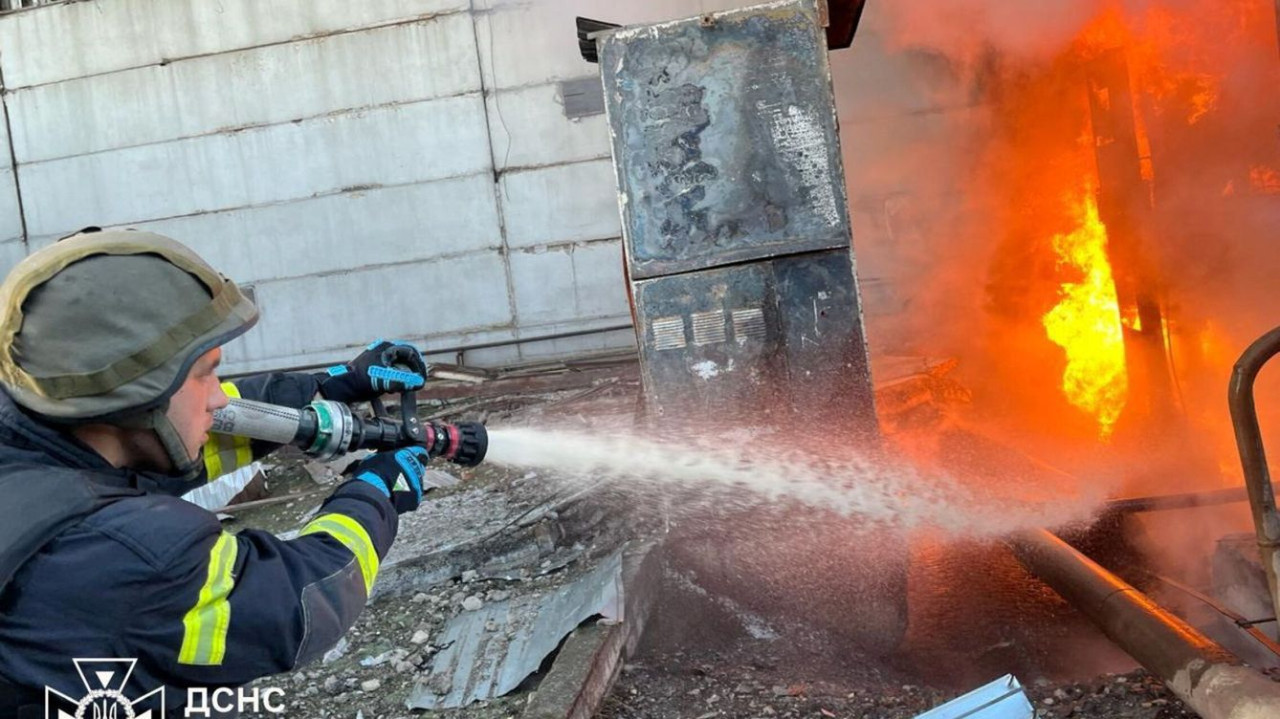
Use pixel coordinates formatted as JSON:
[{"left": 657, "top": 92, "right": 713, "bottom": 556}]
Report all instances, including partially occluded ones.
[{"left": 116, "top": 407, "right": 203, "bottom": 481}]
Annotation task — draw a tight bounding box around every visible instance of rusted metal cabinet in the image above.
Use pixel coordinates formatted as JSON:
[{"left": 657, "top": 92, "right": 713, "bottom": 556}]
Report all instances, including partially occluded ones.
[
  {"left": 595, "top": 0, "right": 906, "bottom": 653},
  {"left": 599, "top": 0, "right": 877, "bottom": 439}
]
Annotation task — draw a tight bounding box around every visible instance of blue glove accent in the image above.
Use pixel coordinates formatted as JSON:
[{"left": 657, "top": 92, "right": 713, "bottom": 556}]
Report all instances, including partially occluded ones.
[
  {"left": 365, "top": 338, "right": 385, "bottom": 351},
  {"left": 393, "top": 446, "right": 428, "bottom": 501},
  {"left": 355, "top": 470, "right": 391, "bottom": 498},
  {"left": 348, "top": 446, "right": 430, "bottom": 512},
  {"left": 368, "top": 365, "right": 426, "bottom": 393},
  {"left": 318, "top": 339, "right": 429, "bottom": 403}
]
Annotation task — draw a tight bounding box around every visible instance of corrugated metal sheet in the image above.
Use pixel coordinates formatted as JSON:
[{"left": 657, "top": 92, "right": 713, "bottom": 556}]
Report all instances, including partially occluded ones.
[{"left": 407, "top": 550, "right": 624, "bottom": 709}]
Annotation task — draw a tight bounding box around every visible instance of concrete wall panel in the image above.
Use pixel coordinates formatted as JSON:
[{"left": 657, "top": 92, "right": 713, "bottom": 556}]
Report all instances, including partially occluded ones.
[
  {"left": 234, "top": 251, "right": 513, "bottom": 367},
  {"left": 0, "top": 0, "right": 714, "bottom": 372},
  {"left": 507, "top": 240, "right": 626, "bottom": 326},
  {"left": 486, "top": 81, "right": 609, "bottom": 171},
  {"left": 19, "top": 93, "right": 492, "bottom": 238},
  {"left": 0, "top": 240, "right": 26, "bottom": 279},
  {"left": 474, "top": 0, "right": 702, "bottom": 91},
  {"left": 499, "top": 159, "right": 620, "bottom": 248},
  {"left": 134, "top": 174, "right": 503, "bottom": 285},
  {"left": 0, "top": 0, "right": 470, "bottom": 89},
  {"left": 10, "top": 14, "right": 481, "bottom": 163},
  {"left": 0, "top": 169, "right": 22, "bottom": 244}
]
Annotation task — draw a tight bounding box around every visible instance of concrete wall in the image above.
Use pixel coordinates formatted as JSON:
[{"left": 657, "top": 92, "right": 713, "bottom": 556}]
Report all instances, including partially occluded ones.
[{"left": 0, "top": 0, "right": 954, "bottom": 373}]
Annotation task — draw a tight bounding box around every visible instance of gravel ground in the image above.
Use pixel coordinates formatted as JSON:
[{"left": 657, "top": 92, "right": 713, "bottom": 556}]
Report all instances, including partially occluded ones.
[{"left": 601, "top": 657, "right": 1205, "bottom": 719}]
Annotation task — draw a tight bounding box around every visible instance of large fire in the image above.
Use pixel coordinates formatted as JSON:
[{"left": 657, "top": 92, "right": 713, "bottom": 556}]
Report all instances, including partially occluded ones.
[
  {"left": 1041, "top": 192, "right": 1128, "bottom": 438},
  {"left": 871, "top": 0, "right": 1280, "bottom": 466}
]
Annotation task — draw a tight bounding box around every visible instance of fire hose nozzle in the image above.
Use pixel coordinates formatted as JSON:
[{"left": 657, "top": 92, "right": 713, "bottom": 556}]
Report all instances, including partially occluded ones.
[{"left": 422, "top": 420, "right": 488, "bottom": 467}]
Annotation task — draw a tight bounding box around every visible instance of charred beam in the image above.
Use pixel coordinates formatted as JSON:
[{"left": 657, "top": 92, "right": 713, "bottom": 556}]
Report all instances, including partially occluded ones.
[{"left": 1085, "top": 49, "right": 1179, "bottom": 429}]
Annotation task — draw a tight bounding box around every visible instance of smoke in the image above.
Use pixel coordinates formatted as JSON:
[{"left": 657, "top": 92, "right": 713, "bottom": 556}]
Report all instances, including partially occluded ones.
[{"left": 876, "top": 0, "right": 1106, "bottom": 64}]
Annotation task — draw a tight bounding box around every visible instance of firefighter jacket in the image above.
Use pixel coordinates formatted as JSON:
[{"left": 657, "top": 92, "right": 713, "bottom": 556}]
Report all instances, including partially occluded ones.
[{"left": 0, "top": 373, "right": 397, "bottom": 715}]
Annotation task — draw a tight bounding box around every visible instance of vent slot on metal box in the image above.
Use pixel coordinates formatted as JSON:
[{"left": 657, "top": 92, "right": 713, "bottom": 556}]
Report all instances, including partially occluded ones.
[{"left": 652, "top": 316, "right": 687, "bottom": 350}]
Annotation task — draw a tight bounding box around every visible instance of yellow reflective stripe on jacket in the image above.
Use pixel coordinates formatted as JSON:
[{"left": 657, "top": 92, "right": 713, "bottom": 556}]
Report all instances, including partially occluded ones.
[
  {"left": 299, "top": 514, "right": 379, "bottom": 596},
  {"left": 179, "top": 532, "right": 239, "bottom": 666},
  {"left": 202, "top": 382, "right": 253, "bottom": 480}
]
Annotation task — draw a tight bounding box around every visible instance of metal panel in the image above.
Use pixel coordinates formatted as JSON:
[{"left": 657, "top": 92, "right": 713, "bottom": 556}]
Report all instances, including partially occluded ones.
[
  {"left": 631, "top": 250, "right": 875, "bottom": 432},
  {"left": 499, "top": 159, "right": 621, "bottom": 248},
  {"left": 407, "top": 551, "right": 623, "bottom": 709},
  {"left": 134, "top": 174, "right": 503, "bottom": 285},
  {"left": 9, "top": 15, "right": 482, "bottom": 163},
  {"left": 629, "top": 265, "right": 876, "bottom": 425},
  {"left": 19, "top": 93, "right": 492, "bottom": 237},
  {"left": 633, "top": 262, "right": 783, "bottom": 419},
  {"left": 486, "top": 82, "right": 610, "bottom": 172},
  {"left": 235, "top": 251, "right": 512, "bottom": 367},
  {"left": 772, "top": 250, "right": 876, "bottom": 431},
  {"left": 0, "top": 0, "right": 471, "bottom": 89},
  {"left": 508, "top": 240, "right": 629, "bottom": 325},
  {"left": 600, "top": 0, "right": 851, "bottom": 280},
  {"left": 559, "top": 76, "right": 606, "bottom": 119},
  {"left": 913, "top": 675, "right": 1034, "bottom": 719}
]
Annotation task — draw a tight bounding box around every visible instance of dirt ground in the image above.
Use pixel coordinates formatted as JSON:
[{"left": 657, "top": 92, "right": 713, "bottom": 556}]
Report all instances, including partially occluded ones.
[
  {"left": 601, "top": 659, "right": 1205, "bottom": 719},
  {"left": 220, "top": 366, "right": 1274, "bottom": 718}
]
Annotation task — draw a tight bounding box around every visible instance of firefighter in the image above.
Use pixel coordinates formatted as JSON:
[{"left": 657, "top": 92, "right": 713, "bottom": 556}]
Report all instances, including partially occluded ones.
[{"left": 0, "top": 229, "right": 434, "bottom": 716}]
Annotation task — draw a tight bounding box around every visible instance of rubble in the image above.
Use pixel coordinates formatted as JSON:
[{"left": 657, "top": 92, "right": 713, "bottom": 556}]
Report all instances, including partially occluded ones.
[{"left": 600, "top": 661, "right": 1214, "bottom": 719}]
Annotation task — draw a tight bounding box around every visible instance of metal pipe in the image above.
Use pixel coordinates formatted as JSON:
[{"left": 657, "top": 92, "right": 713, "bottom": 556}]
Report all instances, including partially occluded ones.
[
  {"left": 1228, "top": 325, "right": 1280, "bottom": 631},
  {"left": 1104, "top": 487, "right": 1248, "bottom": 514},
  {"left": 1007, "top": 529, "right": 1280, "bottom": 719}
]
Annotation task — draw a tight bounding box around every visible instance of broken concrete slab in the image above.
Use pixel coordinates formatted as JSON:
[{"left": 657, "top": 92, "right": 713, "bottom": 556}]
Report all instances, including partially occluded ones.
[{"left": 407, "top": 550, "right": 624, "bottom": 710}]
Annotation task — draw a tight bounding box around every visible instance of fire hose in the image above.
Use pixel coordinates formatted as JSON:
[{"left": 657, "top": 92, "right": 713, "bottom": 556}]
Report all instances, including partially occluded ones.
[{"left": 209, "top": 388, "right": 487, "bottom": 467}]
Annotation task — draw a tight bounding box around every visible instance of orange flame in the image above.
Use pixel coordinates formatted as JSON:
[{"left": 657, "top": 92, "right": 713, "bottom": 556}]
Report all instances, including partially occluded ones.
[
  {"left": 1250, "top": 166, "right": 1280, "bottom": 194},
  {"left": 1042, "top": 192, "right": 1129, "bottom": 438}
]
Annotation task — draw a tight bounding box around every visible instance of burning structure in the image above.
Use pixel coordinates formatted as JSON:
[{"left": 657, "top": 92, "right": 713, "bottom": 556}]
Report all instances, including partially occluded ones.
[{"left": 578, "top": 0, "right": 1280, "bottom": 716}]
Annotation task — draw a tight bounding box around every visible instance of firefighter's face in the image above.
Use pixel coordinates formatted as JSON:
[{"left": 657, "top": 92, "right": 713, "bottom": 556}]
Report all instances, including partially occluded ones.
[{"left": 166, "top": 348, "right": 230, "bottom": 461}]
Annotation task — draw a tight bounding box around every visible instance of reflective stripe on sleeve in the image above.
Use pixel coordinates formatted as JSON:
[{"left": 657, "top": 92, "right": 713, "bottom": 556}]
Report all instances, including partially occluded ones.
[
  {"left": 298, "top": 514, "right": 380, "bottom": 596},
  {"left": 178, "top": 532, "right": 239, "bottom": 666}
]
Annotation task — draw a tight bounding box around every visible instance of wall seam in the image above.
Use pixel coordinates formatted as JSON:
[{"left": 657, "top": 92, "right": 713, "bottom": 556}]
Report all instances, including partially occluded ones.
[
  {"left": 470, "top": 0, "right": 523, "bottom": 361},
  {"left": 2, "top": 9, "right": 469, "bottom": 92},
  {"left": 0, "top": 50, "right": 29, "bottom": 251}
]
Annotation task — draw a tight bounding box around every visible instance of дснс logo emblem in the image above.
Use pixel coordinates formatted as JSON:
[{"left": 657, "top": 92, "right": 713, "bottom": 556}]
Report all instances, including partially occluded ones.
[{"left": 45, "top": 659, "right": 164, "bottom": 719}]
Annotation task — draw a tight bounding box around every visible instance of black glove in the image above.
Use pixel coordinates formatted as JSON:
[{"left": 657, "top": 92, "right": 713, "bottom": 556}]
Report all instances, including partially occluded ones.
[
  {"left": 318, "top": 339, "right": 428, "bottom": 403},
  {"left": 348, "top": 446, "right": 430, "bottom": 513}
]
